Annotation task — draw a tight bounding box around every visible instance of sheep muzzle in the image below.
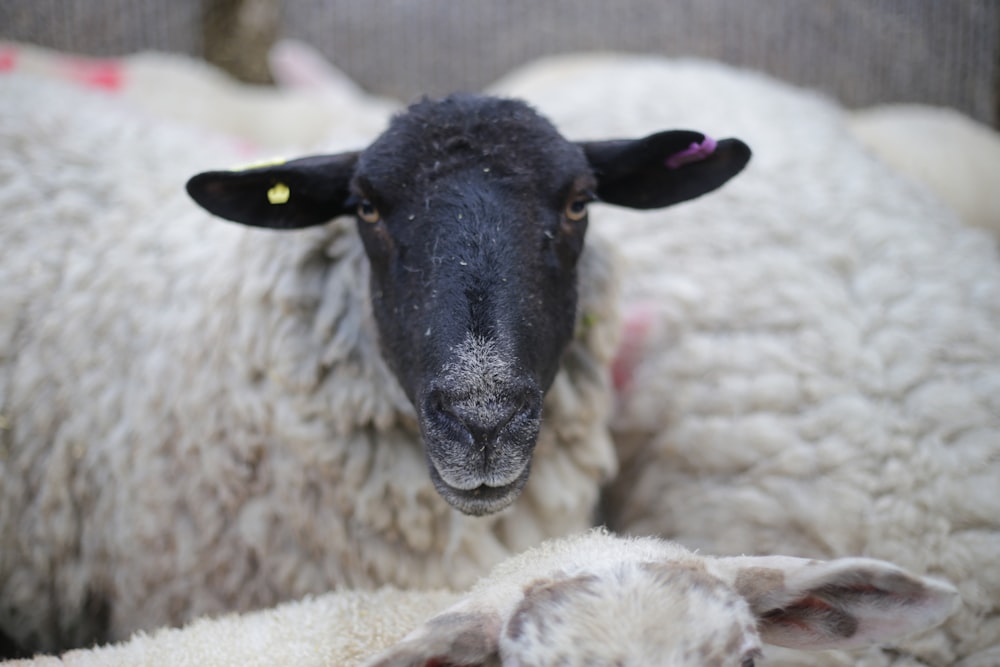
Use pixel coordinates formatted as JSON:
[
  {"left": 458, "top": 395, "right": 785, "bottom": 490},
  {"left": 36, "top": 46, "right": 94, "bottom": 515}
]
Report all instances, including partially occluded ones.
[{"left": 416, "top": 336, "right": 543, "bottom": 515}]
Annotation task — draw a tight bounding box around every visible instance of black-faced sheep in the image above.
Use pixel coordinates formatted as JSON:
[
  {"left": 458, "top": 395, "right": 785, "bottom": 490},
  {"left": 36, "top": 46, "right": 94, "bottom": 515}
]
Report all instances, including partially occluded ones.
[
  {"left": 186, "top": 93, "right": 751, "bottom": 516},
  {"left": 0, "top": 74, "right": 748, "bottom": 654},
  {"left": 2, "top": 530, "right": 958, "bottom": 667}
]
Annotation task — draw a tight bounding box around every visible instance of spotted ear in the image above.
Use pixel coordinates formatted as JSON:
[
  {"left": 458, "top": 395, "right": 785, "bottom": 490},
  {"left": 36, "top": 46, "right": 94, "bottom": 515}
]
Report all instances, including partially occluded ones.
[
  {"left": 186, "top": 152, "right": 360, "bottom": 229},
  {"left": 364, "top": 609, "right": 502, "bottom": 667},
  {"left": 713, "top": 555, "right": 958, "bottom": 651},
  {"left": 580, "top": 130, "right": 751, "bottom": 209}
]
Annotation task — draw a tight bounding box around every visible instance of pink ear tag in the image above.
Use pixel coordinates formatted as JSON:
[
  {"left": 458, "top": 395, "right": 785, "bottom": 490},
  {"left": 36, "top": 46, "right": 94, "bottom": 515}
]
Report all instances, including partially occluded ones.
[{"left": 665, "top": 136, "right": 717, "bottom": 169}]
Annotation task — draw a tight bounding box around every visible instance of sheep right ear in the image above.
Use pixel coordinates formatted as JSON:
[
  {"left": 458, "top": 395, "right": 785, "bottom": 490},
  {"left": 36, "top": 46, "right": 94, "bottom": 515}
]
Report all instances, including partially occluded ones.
[
  {"left": 365, "top": 610, "right": 502, "bottom": 667},
  {"left": 581, "top": 130, "right": 751, "bottom": 209},
  {"left": 186, "top": 152, "right": 360, "bottom": 229}
]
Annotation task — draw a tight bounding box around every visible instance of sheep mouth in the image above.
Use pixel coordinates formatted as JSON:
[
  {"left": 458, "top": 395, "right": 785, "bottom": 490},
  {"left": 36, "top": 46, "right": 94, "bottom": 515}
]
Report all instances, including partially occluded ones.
[{"left": 428, "top": 463, "right": 531, "bottom": 516}]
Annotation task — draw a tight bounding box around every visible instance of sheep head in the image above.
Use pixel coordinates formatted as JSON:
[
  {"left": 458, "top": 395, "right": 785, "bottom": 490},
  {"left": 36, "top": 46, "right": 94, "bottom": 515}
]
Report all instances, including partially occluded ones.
[
  {"left": 186, "top": 94, "right": 751, "bottom": 515},
  {"left": 365, "top": 531, "right": 959, "bottom": 667}
]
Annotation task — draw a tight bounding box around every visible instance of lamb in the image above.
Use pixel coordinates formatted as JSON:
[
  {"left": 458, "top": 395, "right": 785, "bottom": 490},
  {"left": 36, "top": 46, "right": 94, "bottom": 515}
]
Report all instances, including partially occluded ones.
[
  {"left": 2, "top": 530, "right": 958, "bottom": 667},
  {"left": 0, "top": 69, "right": 748, "bottom": 654},
  {"left": 492, "top": 54, "right": 1000, "bottom": 666}
]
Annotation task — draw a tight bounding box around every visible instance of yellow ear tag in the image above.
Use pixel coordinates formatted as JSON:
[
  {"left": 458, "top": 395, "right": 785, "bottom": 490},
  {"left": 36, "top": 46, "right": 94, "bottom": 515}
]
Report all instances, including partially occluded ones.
[{"left": 267, "top": 182, "right": 291, "bottom": 205}]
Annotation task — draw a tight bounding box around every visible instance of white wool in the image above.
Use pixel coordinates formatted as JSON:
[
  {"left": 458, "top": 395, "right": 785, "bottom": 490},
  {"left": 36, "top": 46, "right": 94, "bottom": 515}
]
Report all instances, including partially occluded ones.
[
  {"left": 1, "top": 588, "right": 457, "bottom": 667},
  {"left": 848, "top": 104, "right": 1000, "bottom": 238},
  {"left": 0, "top": 72, "right": 619, "bottom": 652},
  {"left": 0, "top": 40, "right": 394, "bottom": 153},
  {"left": 3, "top": 530, "right": 957, "bottom": 667},
  {"left": 494, "top": 53, "right": 1000, "bottom": 666}
]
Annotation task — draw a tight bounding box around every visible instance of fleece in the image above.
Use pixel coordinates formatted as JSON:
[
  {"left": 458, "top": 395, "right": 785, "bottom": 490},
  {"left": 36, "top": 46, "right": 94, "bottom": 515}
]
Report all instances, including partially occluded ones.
[
  {"left": 848, "top": 103, "right": 1000, "bottom": 238},
  {"left": 3, "top": 529, "right": 959, "bottom": 667},
  {"left": 0, "top": 40, "right": 394, "bottom": 153},
  {"left": 1, "top": 588, "right": 455, "bottom": 667},
  {"left": 0, "top": 69, "right": 620, "bottom": 653},
  {"left": 493, "top": 53, "right": 1000, "bottom": 667}
]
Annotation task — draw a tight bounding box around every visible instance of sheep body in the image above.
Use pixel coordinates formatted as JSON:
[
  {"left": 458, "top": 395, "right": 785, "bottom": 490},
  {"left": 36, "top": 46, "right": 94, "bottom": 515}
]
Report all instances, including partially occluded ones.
[
  {"left": 3, "top": 529, "right": 957, "bottom": 667},
  {"left": 0, "top": 72, "right": 620, "bottom": 652},
  {"left": 848, "top": 104, "right": 1000, "bottom": 238},
  {"left": 494, "top": 54, "right": 1000, "bottom": 666},
  {"left": 0, "top": 40, "right": 394, "bottom": 152},
  {"left": 1, "top": 588, "right": 455, "bottom": 667}
]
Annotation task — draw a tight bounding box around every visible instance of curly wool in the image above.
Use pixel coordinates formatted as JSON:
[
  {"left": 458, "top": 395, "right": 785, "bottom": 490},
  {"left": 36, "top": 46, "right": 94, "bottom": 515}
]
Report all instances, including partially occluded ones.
[
  {"left": 4, "top": 529, "right": 960, "bottom": 667},
  {"left": 494, "top": 54, "right": 1000, "bottom": 667},
  {"left": 0, "top": 73, "right": 620, "bottom": 653},
  {"left": 1, "top": 588, "right": 457, "bottom": 667}
]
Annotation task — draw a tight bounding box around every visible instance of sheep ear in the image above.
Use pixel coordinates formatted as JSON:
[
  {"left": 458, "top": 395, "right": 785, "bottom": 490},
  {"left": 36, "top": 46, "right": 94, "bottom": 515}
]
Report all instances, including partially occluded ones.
[
  {"left": 365, "top": 610, "right": 502, "bottom": 667},
  {"left": 186, "top": 152, "right": 360, "bottom": 229},
  {"left": 714, "top": 555, "right": 958, "bottom": 651},
  {"left": 580, "top": 131, "right": 751, "bottom": 209}
]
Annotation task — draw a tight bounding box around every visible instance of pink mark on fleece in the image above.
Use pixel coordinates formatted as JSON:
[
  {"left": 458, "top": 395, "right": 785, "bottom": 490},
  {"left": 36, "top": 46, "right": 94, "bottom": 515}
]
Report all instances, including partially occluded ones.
[
  {"left": 63, "top": 57, "right": 125, "bottom": 92},
  {"left": 0, "top": 48, "right": 16, "bottom": 72},
  {"left": 665, "top": 136, "right": 717, "bottom": 169},
  {"left": 611, "top": 305, "right": 657, "bottom": 392}
]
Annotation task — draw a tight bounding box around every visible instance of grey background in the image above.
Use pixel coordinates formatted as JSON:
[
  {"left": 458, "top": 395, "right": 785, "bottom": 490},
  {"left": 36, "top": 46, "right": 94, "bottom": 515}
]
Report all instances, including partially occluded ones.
[{"left": 1, "top": 0, "right": 998, "bottom": 127}]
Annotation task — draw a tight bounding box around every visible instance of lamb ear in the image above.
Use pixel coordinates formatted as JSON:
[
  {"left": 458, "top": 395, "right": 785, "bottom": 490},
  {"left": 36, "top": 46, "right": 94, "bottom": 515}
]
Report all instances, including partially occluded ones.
[
  {"left": 365, "top": 610, "right": 502, "bottom": 667},
  {"left": 714, "top": 555, "right": 959, "bottom": 651},
  {"left": 580, "top": 130, "right": 751, "bottom": 209},
  {"left": 186, "top": 152, "right": 360, "bottom": 229}
]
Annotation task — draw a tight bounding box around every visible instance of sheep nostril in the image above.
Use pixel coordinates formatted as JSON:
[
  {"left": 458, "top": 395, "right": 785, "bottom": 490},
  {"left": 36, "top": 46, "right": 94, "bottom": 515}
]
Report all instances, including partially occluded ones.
[
  {"left": 422, "top": 386, "right": 541, "bottom": 443},
  {"left": 427, "top": 390, "right": 463, "bottom": 427}
]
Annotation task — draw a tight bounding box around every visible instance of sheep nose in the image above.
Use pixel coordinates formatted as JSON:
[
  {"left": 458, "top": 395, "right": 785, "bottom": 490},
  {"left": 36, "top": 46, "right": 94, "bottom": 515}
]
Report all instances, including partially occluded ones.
[{"left": 424, "top": 384, "right": 542, "bottom": 445}]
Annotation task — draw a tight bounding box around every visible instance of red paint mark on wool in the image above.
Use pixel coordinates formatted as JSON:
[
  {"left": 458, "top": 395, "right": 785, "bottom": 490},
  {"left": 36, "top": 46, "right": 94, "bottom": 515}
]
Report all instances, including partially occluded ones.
[
  {"left": 0, "top": 47, "right": 17, "bottom": 72},
  {"left": 612, "top": 305, "right": 656, "bottom": 392},
  {"left": 63, "top": 57, "right": 125, "bottom": 92}
]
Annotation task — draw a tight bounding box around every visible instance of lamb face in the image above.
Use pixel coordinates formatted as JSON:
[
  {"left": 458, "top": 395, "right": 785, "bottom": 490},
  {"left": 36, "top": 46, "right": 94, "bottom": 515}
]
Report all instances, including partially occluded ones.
[
  {"left": 186, "top": 94, "right": 751, "bottom": 515},
  {"left": 366, "top": 531, "right": 959, "bottom": 667},
  {"left": 497, "top": 562, "right": 762, "bottom": 667}
]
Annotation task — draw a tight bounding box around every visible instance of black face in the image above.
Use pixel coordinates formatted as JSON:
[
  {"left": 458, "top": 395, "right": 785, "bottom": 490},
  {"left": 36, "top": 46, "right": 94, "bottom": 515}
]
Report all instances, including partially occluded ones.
[
  {"left": 352, "top": 96, "right": 596, "bottom": 514},
  {"left": 185, "top": 93, "right": 752, "bottom": 516}
]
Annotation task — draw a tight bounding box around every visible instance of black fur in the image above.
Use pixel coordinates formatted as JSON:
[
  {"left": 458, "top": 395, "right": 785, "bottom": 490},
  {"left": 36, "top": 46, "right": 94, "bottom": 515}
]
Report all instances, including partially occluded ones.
[{"left": 187, "top": 94, "right": 751, "bottom": 515}]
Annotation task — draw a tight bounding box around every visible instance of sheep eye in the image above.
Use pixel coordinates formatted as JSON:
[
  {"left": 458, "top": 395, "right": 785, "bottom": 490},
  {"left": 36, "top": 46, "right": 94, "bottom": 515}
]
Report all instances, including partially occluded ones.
[
  {"left": 564, "top": 196, "right": 590, "bottom": 222},
  {"left": 357, "top": 200, "right": 381, "bottom": 224}
]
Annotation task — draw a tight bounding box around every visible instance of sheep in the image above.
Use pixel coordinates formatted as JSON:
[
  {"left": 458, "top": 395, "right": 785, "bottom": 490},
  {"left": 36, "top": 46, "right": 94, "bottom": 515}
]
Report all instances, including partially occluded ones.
[
  {"left": 492, "top": 53, "right": 1000, "bottom": 666},
  {"left": 0, "top": 40, "right": 394, "bottom": 152},
  {"left": 847, "top": 104, "right": 1000, "bottom": 238},
  {"left": 0, "top": 69, "right": 749, "bottom": 654},
  {"left": 184, "top": 92, "right": 750, "bottom": 517},
  {"left": 2, "top": 529, "right": 958, "bottom": 667}
]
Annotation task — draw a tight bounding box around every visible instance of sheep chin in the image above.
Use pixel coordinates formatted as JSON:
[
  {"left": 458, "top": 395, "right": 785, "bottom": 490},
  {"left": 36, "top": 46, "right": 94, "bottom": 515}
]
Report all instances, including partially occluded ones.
[{"left": 427, "top": 461, "right": 531, "bottom": 516}]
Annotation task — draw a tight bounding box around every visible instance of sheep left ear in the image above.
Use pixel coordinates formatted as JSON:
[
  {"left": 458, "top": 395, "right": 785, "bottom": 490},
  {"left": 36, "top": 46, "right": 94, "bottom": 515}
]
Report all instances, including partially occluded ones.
[
  {"left": 186, "top": 152, "right": 360, "bottom": 229},
  {"left": 713, "top": 555, "right": 958, "bottom": 651},
  {"left": 364, "top": 609, "right": 501, "bottom": 667},
  {"left": 580, "top": 130, "right": 751, "bottom": 209}
]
